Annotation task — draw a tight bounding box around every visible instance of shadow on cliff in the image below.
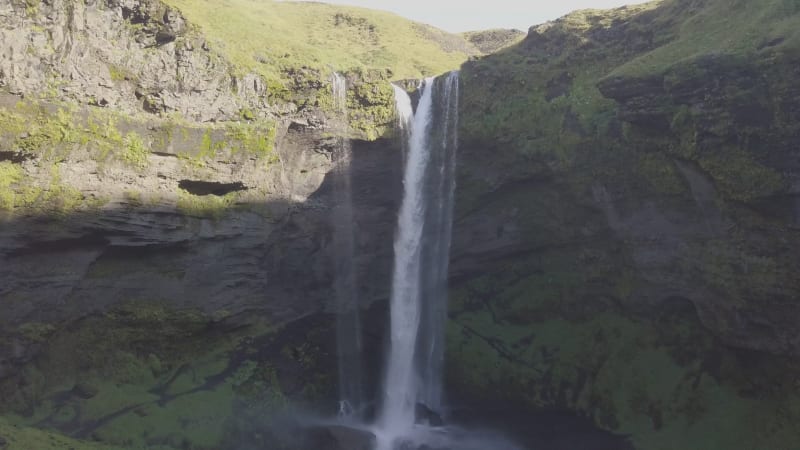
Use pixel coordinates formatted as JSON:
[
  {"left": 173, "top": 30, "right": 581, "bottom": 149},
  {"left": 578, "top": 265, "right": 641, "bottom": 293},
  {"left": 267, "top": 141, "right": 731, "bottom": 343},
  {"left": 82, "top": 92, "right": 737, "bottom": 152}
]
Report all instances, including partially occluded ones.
[
  {"left": 0, "top": 127, "right": 407, "bottom": 445},
  {"left": 443, "top": 2, "right": 800, "bottom": 449},
  {"left": 0, "top": 135, "right": 641, "bottom": 449}
]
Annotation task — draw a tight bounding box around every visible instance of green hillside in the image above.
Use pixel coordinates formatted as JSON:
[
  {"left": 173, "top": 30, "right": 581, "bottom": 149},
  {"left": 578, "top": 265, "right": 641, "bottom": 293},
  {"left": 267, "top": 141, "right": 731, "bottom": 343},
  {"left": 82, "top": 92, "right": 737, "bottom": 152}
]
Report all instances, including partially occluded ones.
[
  {"left": 162, "top": 0, "right": 477, "bottom": 85},
  {"left": 461, "top": 28, "right": 526, "bottom": 54},
  {"left": 612, "top": 0, "right": 800, "bottom": 77}
]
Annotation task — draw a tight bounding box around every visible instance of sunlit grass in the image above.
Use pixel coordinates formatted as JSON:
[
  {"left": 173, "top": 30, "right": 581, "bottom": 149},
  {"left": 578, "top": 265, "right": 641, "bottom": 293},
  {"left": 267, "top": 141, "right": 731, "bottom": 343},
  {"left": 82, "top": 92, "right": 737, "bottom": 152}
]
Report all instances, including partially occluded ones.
[
  {"left": 162, "top": 0, "right": 475, "bottom": 84},
  {"left": 613, "top": 0, "right": 800, "bottom": 76}
]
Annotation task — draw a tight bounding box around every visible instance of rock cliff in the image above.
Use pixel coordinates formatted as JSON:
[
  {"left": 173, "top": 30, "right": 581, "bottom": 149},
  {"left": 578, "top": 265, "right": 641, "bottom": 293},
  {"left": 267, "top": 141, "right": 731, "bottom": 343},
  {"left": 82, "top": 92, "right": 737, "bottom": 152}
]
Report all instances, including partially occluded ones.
[
  {"left": 0, "top": 0, "right": 413, "bottom": 446},
  {"left": 450, "top": 0, "right": 800, "bottom": 448},
  {"left": 1, "top": 0, "right": 800, "bottom": 449}
]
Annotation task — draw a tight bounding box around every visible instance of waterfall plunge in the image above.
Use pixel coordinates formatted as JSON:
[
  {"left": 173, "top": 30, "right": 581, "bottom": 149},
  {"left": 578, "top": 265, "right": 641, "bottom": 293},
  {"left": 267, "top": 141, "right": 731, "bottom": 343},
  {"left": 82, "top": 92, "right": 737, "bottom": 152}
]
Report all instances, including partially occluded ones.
[
  {"left": 377, "top": 72, "right": 460, "bottom": 450},
  {"left": 324, "top": 72, "right": 517, "bottom": 450}
]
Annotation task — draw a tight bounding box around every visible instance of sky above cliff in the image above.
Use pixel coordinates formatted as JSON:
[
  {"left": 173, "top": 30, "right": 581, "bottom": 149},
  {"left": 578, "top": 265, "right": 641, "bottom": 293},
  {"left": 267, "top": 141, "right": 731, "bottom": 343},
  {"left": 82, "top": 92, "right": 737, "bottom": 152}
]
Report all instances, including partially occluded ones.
[{"left": 294, "top": 0, "right": 651, "bottom": 32}]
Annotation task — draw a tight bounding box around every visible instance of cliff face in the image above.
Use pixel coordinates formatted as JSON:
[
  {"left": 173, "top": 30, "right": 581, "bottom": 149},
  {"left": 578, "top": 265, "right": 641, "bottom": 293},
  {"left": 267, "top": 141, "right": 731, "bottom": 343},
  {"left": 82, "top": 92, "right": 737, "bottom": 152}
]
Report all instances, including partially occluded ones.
[
  {"left": 0, "top": 1, "right": 407, "bottom": 447},
  {"left": 0, "top": 0, "right": 274, "bottom": 121},
  {"left": 3, "top": 0, "right": 800, "bottom": 449},
  {"left": 449, "top": 0, "right": 800, "bottom": 448},
  {"left": 0, "top": 0, "right": 416, "bottom": 331}
]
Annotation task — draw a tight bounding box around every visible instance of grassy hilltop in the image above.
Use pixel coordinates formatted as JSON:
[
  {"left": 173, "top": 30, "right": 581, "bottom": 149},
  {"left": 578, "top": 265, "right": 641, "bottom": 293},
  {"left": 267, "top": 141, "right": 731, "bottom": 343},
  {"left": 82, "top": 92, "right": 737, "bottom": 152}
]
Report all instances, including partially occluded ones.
[{"left": 162, "top": 0, "right": 478, "bottom": 84}]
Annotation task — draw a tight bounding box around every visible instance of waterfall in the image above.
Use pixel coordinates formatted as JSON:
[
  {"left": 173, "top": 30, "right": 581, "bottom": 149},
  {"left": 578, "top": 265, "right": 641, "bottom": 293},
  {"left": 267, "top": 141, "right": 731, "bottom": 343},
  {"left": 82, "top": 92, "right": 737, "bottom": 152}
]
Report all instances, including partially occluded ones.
[
  {"left": 377, "top": 71, "right": 460, "bottom": 449},
  {"left": 331, "top": 71, "right": 363, "bottom": 417},
  {"left": 416, "top": 72, "right": 459, "bottom": 413}
]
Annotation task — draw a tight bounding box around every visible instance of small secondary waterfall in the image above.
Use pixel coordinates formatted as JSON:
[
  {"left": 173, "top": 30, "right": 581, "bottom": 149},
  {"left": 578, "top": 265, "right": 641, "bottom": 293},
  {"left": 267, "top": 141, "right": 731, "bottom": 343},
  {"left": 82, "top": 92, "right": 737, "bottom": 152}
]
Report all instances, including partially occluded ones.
[
  {"left": 331, "top": 72, "right": 363, "bottom": 416},
  {"left": 377, "top": 71, "right": 460, "bottom": 449}
]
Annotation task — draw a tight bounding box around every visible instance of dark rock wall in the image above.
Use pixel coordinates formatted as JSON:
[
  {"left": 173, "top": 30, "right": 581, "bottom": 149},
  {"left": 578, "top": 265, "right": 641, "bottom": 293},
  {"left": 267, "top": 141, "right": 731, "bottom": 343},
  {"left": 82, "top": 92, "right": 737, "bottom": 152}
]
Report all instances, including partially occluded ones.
[{"left": 449, "top": 1, "right": 800, "bottom": 448}]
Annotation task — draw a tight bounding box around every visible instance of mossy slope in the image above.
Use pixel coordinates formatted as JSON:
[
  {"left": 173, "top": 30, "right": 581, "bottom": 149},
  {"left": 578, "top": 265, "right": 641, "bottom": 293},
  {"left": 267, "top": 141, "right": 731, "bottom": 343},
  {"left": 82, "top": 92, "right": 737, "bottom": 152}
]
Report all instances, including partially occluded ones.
[
  {"left": 452, "top": 0, "right": 800, "bottom": 448},
  {"left": 0, "top": 305, "right": 336, "bottom": 450}
]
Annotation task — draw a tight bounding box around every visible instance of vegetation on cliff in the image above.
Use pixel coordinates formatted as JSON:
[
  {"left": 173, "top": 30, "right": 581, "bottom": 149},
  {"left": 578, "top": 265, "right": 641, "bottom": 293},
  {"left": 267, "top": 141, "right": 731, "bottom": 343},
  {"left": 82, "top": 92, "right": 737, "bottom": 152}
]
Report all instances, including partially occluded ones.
[
  {"left": 0, "top": 304, "right": 336, "bottom": 449},
  {"left": 2, "top": 0, "right": 800, "bottom": 449},
  {"left": 452, "top": 0, "right": 800, "bottom": 448},
  {"left": 461, "top": 29, "right": 526, "bottom": 55},
  {"left": 612, "top": 0, "right": 800, "bottom": 78},
  {"left": 0, "top": 96, "right": 282, "bottom": 219},
  {"left": 460, "top": 0, "right": 800, "bottom": 196}
]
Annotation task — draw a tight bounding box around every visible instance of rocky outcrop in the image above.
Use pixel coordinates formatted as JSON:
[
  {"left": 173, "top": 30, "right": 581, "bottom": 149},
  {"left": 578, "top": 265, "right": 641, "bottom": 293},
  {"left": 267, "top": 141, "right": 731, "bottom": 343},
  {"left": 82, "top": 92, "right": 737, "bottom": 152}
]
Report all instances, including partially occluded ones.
[
  {"left": 594, "top": 52, "right": 800, "bottom": 355},
  {"left": 461, "top": 29, "right": 525, "bottom": 55},
  {"left": 0, "top": 0, "right": 274, "bottom": 121}
]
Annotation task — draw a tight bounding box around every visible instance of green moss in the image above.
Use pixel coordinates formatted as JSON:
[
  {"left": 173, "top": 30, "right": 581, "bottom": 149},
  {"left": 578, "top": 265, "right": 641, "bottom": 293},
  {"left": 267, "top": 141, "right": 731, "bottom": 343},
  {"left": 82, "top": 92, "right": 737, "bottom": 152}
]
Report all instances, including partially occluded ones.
[
  {"left": 16, "top": 322, "right": 57, "bottom": 343},
  {"left": 24, "top": 0, "right": 39, "bottom": 17},
  {"left": 108, "top": 64, "right": 136, "bottom": 83},
  {"left": 637, "top": 153, "right": 688, "bottom": 195},
  {"left": 444, "top": 230, "right": 800, "bottom": 449},
  {"left": 448, "top": 288, "right": 800, "bottom": 450},
  {"left": 199, "top": 129, "right": 215, "bottom": 158},
  {"left": 0, "top": 102, "right": 134, "bottom": 167},
  {"left": 15, "top": 107, "right": 79, "bottom": 158},
  {"left": 43, "top": 165, "right": 84, "bottom": 215},
  {"left": 239, "top": 108, "right": 256, "bottom": 121},
  {"left": 225, "top": 120, "right": 278, "bottom": 160},
  {"left": 123, "top": 189, "right": 143, "bottom": 207},
  {"left": 0, "top": 417, "right": 123, "bottom": 450},
  {"left": 0, "top": 300, "right": 307, "bottom": 450},
  {"left": 6, "top": 164, "right": 99, "bottom": 217},
  {"left": 682, "top": 238, "right": 791, "bottom": 312},
  {"left": 176, "top": 189, "right": 237, "bottom": 219},
  {"left": 347, "top": 78, "right": 395, "bottom": 140},
  {"left": 460, "top": 54, "right": 616, "bottom": 173},
  {"left": 0, "top": 161, "right": 23, "bottom": 211},
  {"left": 698, "top": 150, "right": 786, "bottom": 202},
  {"left": 0, "top": 109, "right": 27, "bottom": 138},
  {"left": 121, "top": 132, "right": 149, "bottom": 169},
  {"left": 85, "top": 112, "right": 125, "bottom": 161}
]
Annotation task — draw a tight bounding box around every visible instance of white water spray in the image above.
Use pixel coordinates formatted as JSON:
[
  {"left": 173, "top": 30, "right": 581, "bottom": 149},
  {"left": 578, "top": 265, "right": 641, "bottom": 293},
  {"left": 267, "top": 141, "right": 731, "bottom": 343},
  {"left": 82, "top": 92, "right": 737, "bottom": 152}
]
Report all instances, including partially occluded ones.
[
  {"left": 380, "top": 77, "right": 436, "bottom": 436},
  {"left": 376, "top": 72, "right": 460, "bottom": 450}
]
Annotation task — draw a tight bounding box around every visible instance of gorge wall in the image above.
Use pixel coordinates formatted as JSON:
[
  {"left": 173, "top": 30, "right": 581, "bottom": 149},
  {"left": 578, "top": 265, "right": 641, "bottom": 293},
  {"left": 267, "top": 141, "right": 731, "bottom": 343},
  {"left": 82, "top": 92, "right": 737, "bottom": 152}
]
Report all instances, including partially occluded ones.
[
  {"left": 0, "top": 1, "right": 406, "bottom": 447},
  {"left": 1, "top": 0, "right": 799, "bottom": 449},
  {"left": 449, "top": 1, "right": 800, "bottom": 448}
]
